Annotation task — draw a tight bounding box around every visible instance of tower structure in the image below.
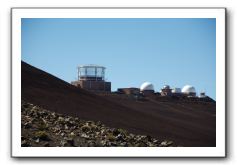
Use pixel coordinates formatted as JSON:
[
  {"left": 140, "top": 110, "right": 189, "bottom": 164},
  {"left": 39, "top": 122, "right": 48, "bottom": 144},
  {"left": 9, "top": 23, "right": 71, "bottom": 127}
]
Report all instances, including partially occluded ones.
[
  {"left": 71, "top": 64, "right": 111, "bottom": 92},
  {"left": 160, "top": 85, "right": 172, "bottom": 96}
]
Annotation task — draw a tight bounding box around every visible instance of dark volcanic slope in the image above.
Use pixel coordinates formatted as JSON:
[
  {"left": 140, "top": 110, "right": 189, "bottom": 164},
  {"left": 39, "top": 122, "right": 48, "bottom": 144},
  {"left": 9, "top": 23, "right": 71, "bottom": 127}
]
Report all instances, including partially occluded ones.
[{"left": 22, "top": 61, "right": 216, "bottom": 147}]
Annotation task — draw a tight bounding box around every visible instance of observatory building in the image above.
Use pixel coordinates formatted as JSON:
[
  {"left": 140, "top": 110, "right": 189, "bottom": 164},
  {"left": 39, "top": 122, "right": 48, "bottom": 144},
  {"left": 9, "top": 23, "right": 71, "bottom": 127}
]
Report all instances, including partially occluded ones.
[
  {"left": 172, "top": 87, "right": 182, "bottom": 96},
  {"left": 181, "top": 85, "right": 196, "bottom": 96},
  {"left": 160, "top": 85, "right": 172, "bottom": 96},
  {"left": 172, "top": 87, "right": 181, "bottom": 94},
  {"left": 71, "top": 65, "right": 111, "bottom": 92},
  {"left": 117, "top": 88, "right": 140, "bottom": 95},
  {"left": 199, "top": 91, "right": 207, "bottom": 98},
  {"left": 140, "top": 82, "right": 155, "bottom": 96}
]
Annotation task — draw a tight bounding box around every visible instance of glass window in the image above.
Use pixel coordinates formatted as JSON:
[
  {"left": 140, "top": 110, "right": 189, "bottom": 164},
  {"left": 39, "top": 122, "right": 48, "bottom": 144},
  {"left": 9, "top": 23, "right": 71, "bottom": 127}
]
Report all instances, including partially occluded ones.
[
  {"left": 79, "top": 66, "right": 105, "bottom": 79},
  {"left": 96, "top": 68, "right": 102, "bottom": 77},
  {"left": 86, "top": 67, "right": 96, "bottom": 77},
  {"left": 79, "top": 67, "right": 86, "bottom": 76}
]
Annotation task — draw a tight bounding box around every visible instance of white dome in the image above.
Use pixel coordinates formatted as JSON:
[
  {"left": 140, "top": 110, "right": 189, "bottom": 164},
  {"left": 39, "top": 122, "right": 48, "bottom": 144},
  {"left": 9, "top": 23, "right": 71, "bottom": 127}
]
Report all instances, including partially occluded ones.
[
  {"left": 182, "top": 85, "right": 196, "bottom": 94},
  {"left": 163, "top": 85, "right": 170, "bottom": 89},
  {"left": 199, "top": 91, "right": 206, "bottom": 98},
  {"left": 140, "top": 82, "right": 154, "bottom": 91},
  {"left": 172, "top": 88, "right": 181, "bottom": 93}
]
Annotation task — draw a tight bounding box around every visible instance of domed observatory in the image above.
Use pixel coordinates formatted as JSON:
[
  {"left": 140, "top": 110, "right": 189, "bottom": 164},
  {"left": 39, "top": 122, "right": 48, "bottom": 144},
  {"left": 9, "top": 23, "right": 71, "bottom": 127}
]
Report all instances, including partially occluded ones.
[
  {"left": 161, "top": 85, "right": 172, "bottom": 96},
  {"left": 199, "top": 91, "right": 207, "bottom": 98},
  {"left": 140, "top": 82, "right": 155, "bottom": 96},
  {"left": 172, "top": 87, "right": 182, "bottom": 96},
  {"left": 181, "top": 85, "right": 196, "bottom": 96},
  {"left": 172, "top": 88, "right": 181, "bottom": 93},
  {"left": 71, "top": 65, "right": 111, "bottom": 92}
]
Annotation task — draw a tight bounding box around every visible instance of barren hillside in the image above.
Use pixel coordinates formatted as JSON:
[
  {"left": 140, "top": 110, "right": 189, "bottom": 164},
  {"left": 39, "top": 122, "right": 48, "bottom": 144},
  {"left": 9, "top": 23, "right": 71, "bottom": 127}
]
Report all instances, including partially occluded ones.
[{"left": 21, "top": 61, "right": 216, "bottom": 147}]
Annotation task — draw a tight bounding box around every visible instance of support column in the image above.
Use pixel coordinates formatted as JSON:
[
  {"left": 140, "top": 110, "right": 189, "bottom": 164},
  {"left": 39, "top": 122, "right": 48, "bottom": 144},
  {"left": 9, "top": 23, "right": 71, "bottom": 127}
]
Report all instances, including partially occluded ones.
[
  {"left": 85, "top": 67, "right": 87, "bottom": 80},
  {"left": 102, "top": 68, "right": 105, "bottom": 81},
  {"left": 78, "top": 67, "right": 80, "bottom": 80},
  {"left": 95, "top": 67, "right": 97, "bottom": 81}
]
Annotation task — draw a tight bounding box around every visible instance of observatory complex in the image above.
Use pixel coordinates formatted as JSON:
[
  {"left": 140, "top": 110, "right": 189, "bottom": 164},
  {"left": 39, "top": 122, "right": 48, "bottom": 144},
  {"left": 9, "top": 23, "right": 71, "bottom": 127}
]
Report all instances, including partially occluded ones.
[
  {"left": 140, "top": 82, "right": 155, "bottom": 96},
  {"left": 71, "top": 65, "right": 208, "bottom": 99},
  {"left": 71, "top": 65, "right": 111, "bottom": 92},
  {"left": 181, "top": 85, "right": 197, "bottom": 96},
  {"left": 160, "top": 85, "right": 172, "bottom": 96}
]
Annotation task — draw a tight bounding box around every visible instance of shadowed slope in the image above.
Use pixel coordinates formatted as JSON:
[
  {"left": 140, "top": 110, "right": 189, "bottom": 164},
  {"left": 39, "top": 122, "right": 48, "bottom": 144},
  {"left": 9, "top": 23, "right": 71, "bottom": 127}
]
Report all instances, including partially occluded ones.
[{"left": 21, "top": 61, "right": 216, "bottom": 146}]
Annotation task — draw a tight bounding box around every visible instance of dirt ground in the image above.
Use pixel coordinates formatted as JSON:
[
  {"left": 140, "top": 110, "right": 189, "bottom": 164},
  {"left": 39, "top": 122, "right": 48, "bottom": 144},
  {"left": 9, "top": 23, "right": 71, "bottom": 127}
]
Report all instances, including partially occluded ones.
[{"left": 21, "top": 61, "right": 216, "bottom": 147}]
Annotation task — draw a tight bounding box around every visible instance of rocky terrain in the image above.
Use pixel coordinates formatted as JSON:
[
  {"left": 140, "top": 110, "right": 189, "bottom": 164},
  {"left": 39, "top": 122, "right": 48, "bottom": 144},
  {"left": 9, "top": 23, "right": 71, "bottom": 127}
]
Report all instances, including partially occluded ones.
[
  {"left": 22, "top": 61, "right": 216, "bottom": 147},
  {"left": 21, "top": 101, "right": 177, "bottom": 147}
]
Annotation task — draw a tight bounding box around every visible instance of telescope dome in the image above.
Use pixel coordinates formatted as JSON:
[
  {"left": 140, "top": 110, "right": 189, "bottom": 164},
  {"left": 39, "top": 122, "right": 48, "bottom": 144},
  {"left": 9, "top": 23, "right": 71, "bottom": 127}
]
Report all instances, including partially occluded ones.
[
  {"left": 140, "top": 82, "right": 154, "bottom": 91},
  {"left": 182, "top": 85, "right": 196, "bottom": 94},
  {"left": 163, "top": 85, "right": 170, "bottom": 89},
  {"left": 172, "top": 88, "right": 181, "bottom": 93}
]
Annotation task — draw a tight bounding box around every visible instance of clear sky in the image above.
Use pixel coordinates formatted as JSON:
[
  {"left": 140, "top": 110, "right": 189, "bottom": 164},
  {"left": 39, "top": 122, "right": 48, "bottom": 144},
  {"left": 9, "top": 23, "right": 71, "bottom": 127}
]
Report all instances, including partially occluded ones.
[{"left": 22, "top": 18, "right": 216, "bottom": 100}]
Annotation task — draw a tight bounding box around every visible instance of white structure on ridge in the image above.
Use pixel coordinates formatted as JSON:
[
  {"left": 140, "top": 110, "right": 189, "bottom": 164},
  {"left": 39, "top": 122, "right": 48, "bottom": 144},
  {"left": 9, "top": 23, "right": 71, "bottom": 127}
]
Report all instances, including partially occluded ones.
[
  {"left": 182, "top": 85, "right": 196, "bottom": 96},
  {"left": 172, "top": 87, "right": 181, "bottom": 94},
  {"left": 199, "top": 91, "right": 207, "bottom": 98},
  {"left": 140, "top": 82, "right": 154, "bottom": 91},
  {"left": 161, "top": 85, "right": 172, "bottom": 96},
  {"left": 140, "top": 82, "right": 155, "bottom": 95}
]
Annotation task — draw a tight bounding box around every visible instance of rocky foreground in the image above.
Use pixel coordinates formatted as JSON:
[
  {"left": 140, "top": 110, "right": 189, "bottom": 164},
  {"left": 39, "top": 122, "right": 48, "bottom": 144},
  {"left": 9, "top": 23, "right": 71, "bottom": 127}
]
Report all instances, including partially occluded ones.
[{"left": 21, "top": 101, "right": 178, "bottom": 147}]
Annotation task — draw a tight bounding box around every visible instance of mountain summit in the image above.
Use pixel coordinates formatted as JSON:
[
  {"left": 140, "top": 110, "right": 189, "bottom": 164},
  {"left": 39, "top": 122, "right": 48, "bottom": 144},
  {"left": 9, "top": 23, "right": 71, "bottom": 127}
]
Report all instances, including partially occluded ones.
[{"left": 21, "top": 61, "right": 216, "bottom": 147}]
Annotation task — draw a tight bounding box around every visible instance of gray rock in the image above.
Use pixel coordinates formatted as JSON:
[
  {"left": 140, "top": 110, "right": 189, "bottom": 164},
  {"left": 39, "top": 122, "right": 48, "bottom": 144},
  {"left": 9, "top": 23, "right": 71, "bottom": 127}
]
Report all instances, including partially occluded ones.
[
  {"left": 23, "top": 122, "right": 32, "bottom": 129},
  {"left": 66, "top": 138, "right": 74, "bottom": 146},
  {"left": 21, "top": 140, "right": 30, "bottom": 147},
  {"left": 116, "top": 134, "right": 125, "bottom": 142},
  {"left": 35, "top": 138, "right": 40, "bottom": 143},
  {"left": 43, "top": 142, "right": 50, "bottom": 147},
  {"left": 160, "top": 140, "right": 173, "bottom": 147},
  {"left": 21, "top": 102, "right": 178, "bottom": 147},
  {"left": 81, "top": 124, "right": 91, "bottom": 132}
]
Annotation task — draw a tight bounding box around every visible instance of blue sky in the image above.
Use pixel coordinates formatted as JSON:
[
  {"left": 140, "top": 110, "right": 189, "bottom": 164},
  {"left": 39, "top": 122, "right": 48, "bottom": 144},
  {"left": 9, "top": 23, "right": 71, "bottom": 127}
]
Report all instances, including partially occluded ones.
[{"left": 22, "top": 18, "right": 216, "bottom": 99}]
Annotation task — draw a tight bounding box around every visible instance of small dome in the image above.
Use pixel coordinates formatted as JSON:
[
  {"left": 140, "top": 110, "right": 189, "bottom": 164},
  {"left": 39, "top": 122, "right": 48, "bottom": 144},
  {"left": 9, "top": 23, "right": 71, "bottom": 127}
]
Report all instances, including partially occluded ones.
[
  {"left": 163, "top": 85, "right": 170, "bottom": 89},
  {"left": 182, "top": 85, "right": 196, "bottom": 94},
  {"left": 140, "top": 82, "right": 154, "bottom": 91},
  {"left": 199, "top": 91, "right": 206, "bottom": 98},
  {"left": 172, "top": 88, "right": 181, "bottom": 93}
]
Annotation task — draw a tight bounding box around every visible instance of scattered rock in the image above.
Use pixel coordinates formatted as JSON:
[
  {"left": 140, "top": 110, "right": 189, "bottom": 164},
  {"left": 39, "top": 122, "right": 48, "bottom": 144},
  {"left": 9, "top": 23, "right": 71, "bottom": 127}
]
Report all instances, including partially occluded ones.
[
  {"left": 34, "top": 131, "right": 50, "bottom": 141},
  {"left": 159, "top": 140, "right": 173, "bottom": 147},
  {"left": 23, "top": 122, "right": 32, "bottom": 129},
  {"left": 81, "top": 124, "right": 91, "bottom": 133},
  {"left": 21, "top": 101, "right": 178, "bottom": 147},
  {"left": 21, "top": 140, "right": 30, "bottom": 147},
  {"left": 35, "top": 138, "right": 40, "bottom": 143},
  {"left": 43, "top": 142, "right": 50, "bottom": 147},
  {"left": 116, "top": 134, "right": 125, "bottom": 142},
  {"left": 66, "top": 138, "right": 74, "bottom": 146}
]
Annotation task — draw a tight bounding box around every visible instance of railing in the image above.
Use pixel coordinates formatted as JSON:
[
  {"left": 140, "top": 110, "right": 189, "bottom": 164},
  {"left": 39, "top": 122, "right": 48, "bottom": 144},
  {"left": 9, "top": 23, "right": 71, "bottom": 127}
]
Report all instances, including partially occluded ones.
[{"left": 79, "top": 76, "right": 103, "bottom": 81}]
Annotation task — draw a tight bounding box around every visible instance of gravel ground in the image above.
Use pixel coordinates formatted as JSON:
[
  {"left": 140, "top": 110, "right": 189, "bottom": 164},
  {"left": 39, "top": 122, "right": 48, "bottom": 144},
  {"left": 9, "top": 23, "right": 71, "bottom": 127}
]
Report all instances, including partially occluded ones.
[{"left": 21, "top": 101, "right": 178, "bottom": 147}]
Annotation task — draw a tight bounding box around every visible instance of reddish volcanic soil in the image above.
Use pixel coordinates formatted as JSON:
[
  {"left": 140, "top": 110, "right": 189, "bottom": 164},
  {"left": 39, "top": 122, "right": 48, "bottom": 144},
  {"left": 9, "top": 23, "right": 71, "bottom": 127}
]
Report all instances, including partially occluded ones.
[{"left": 21, "top": 61, "right": 216, "bottom": 147}]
